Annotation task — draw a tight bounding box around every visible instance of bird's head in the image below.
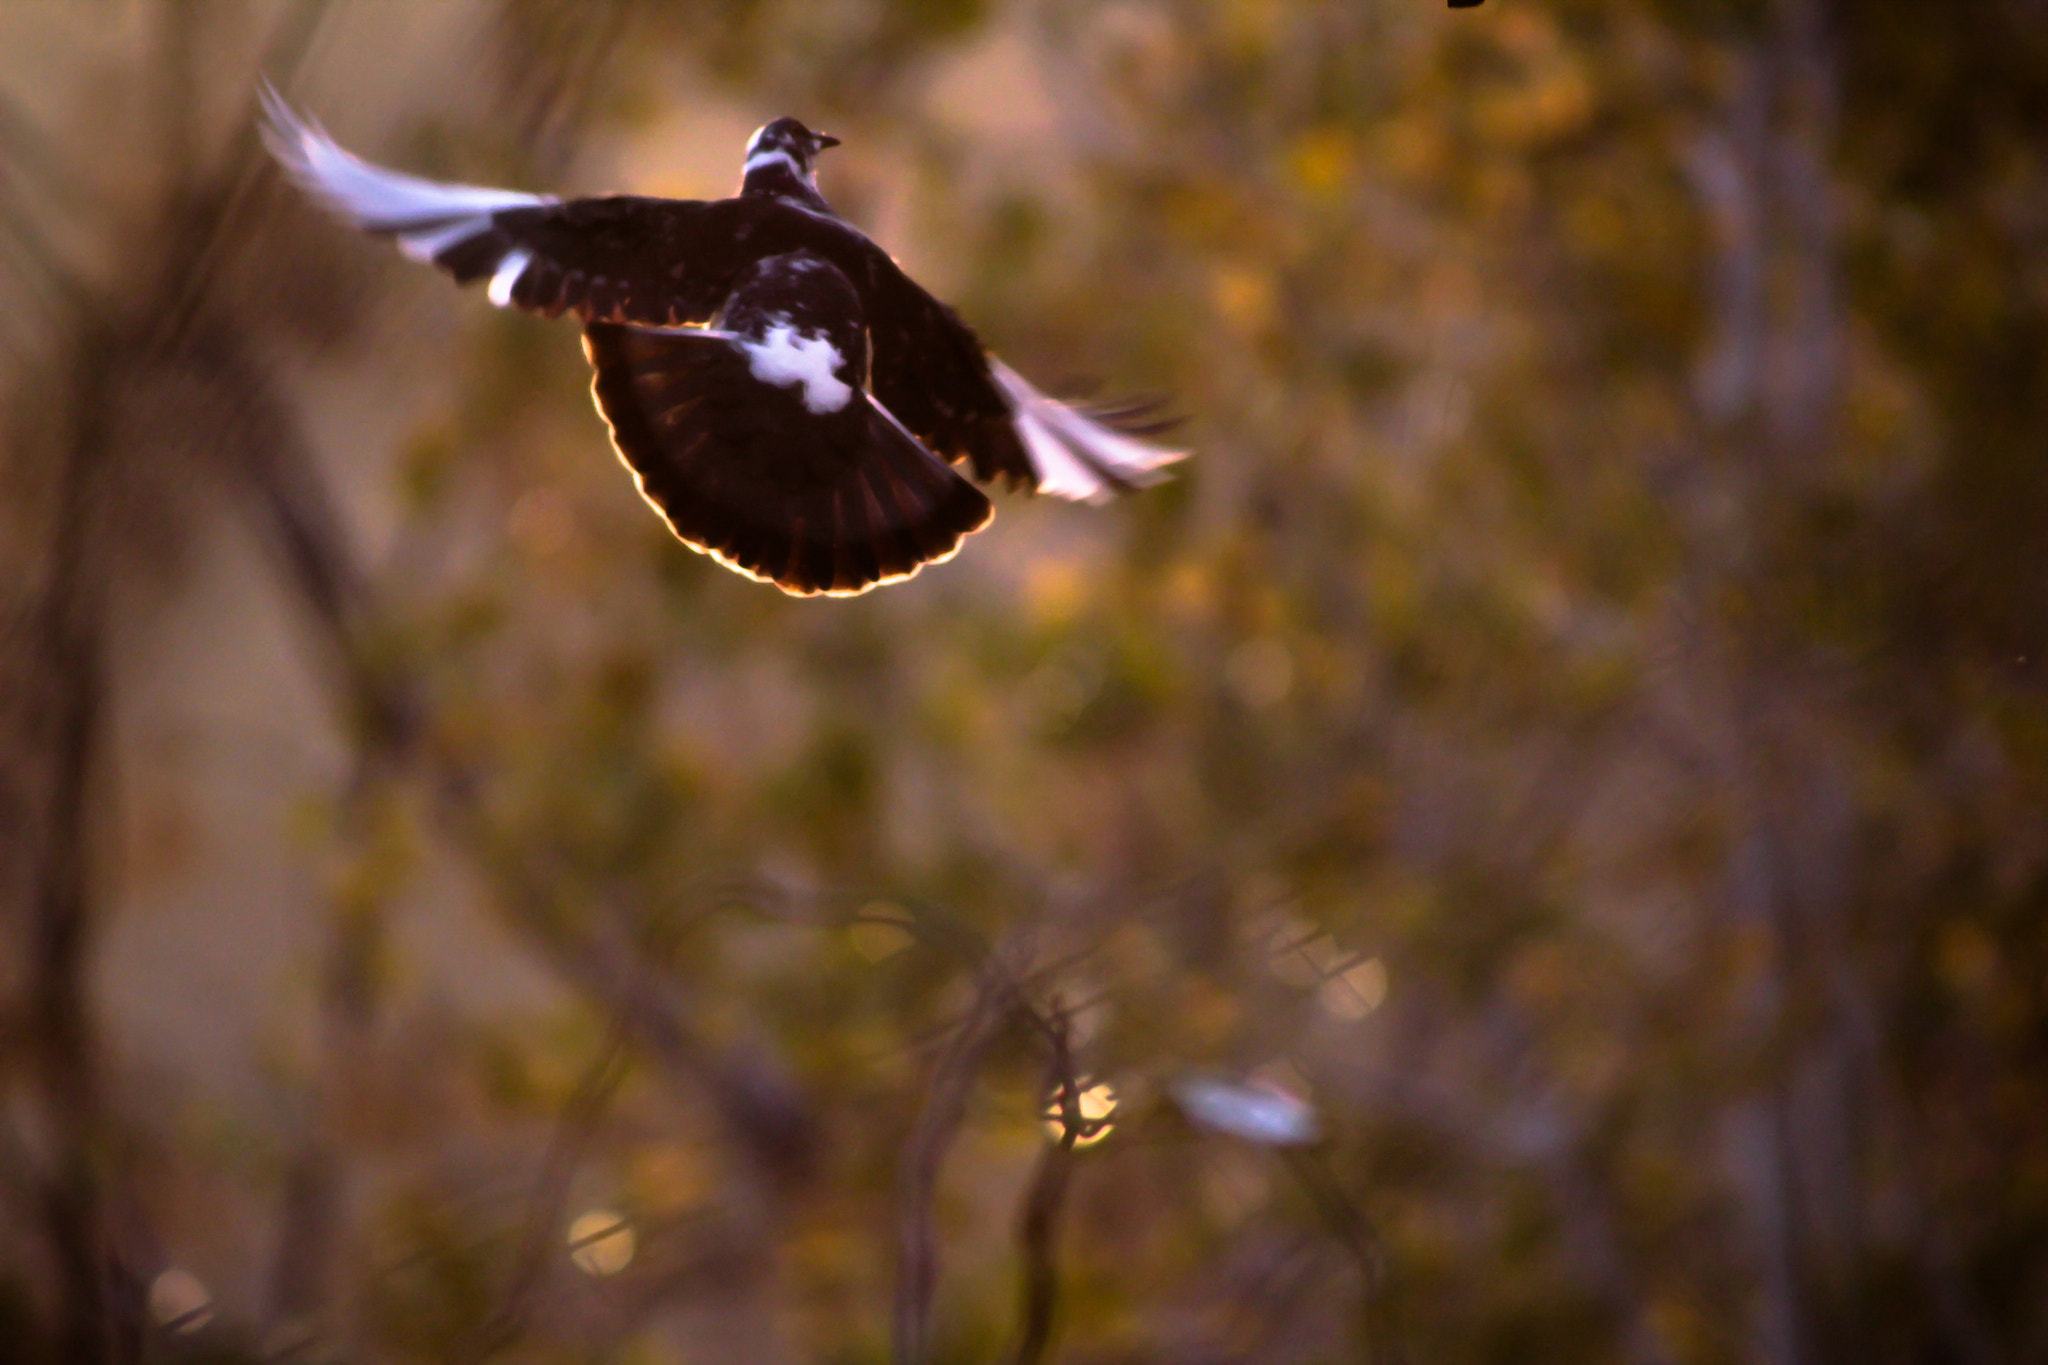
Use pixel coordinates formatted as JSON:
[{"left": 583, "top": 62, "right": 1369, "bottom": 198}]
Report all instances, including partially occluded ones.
[{"left": 744, "top": 117, "right": 841, "bottom": 185}]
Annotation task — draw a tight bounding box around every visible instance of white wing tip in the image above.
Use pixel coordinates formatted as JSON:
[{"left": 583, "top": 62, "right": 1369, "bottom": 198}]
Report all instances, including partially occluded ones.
[
  {"left": 257, "top": 79, "right": 319, "bottom": 181},
  {"left": 990, "top": 359, "right": 1188, "bottom": 504},
  {"left": 257, "top": 81, "right": 550, "bottom": 240},
  {"left": 486, "top": 249, "right": 532, "bottom": 307}
]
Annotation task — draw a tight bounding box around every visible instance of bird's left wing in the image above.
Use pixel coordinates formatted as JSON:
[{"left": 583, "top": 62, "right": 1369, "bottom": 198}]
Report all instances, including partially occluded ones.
[{"left": 858, "top": 253, "right": 1187, "bottom": 504}]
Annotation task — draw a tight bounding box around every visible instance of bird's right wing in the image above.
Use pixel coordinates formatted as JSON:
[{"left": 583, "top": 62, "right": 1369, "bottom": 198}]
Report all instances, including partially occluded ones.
[{"left": 263, "top": 86, "right": 746, "bottom": 326}]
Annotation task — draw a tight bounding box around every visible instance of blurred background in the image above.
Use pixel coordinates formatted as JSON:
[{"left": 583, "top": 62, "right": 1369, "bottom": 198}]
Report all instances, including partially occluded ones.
[{"left": 3, "top": 1, "right": 2046, "bottom": 1362}]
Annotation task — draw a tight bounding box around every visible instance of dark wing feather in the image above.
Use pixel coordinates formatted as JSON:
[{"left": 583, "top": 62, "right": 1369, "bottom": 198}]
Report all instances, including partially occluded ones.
[
  {"left": 854, "top": 258, "right": 1036, "bottom": 491},
  {"left": 439, "top": 196, "right": 746, "bottom": 325}
]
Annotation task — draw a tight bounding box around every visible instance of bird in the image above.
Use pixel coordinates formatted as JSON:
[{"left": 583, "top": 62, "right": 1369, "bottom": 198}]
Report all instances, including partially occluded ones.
[{"left": 260, "top": 91, "right": 1185, "bottom": 596}]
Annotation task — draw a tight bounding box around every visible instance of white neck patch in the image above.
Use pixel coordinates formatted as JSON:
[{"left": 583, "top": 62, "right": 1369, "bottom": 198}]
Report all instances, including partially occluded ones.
[
  {"left": 741, "top": 326, "right": 851, "bottom": 413},
  {"left": 743, "top": 148, "right": 811, "bottom": 184}
]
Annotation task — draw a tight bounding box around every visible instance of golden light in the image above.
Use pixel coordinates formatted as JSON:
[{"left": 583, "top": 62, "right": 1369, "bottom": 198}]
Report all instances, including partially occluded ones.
[
  {"left": 149, "top": 1268, "right": 213, "bottom": 1334},
  {"left": 1044, "top": 1081, "right": 1118, "bottom": 1148},
  {"left": 1265, "top": 911, "right": 1346, "bottom": 989},
  {"left": 1320, "top": 957, "right": 1389, "bottom": 1020},
  {"left": 627, "top": 1142, "right": 710, "bottom": 1213},
  {"left": 849, "top": 901, "right": 916, "bottom": 962},
  {"left": 567, "top": 1208, "right": 636, "bottom": 1277}
]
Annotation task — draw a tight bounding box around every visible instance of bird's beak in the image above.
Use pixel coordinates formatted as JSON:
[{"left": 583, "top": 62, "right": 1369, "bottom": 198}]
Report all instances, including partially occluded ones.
[{"left": 814, "top": 132, "right": 842, "bottom": 151}]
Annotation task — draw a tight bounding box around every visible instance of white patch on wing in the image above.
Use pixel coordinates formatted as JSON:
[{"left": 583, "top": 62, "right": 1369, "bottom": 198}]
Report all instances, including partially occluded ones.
[
  {"left": 989, "top": 359, "right": 1186, "bottom": 503},
  {"left": 487, "top": 249, "right": 532, "bottom": 307},
  {"left": 394, "top": 219, "right": 494, "bottom": 264},
  {"left": 260, "top": 83, "right": 550, "bottom": 246},
  {"left": 742, "top": 326, "right": 852, "bottom": 413},
  {"left": 1014, "top": 411, "right": 1101, "bottom": 501}
]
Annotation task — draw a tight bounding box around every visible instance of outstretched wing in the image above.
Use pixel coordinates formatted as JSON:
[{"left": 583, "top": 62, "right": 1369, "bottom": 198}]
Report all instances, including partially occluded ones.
[
  {"left": 263, "top": 87, "right": 1187, "bottom": 503},
  {"left": 852, "top": 265, "right": 1035, "bottom": 491},
  {"left": 585, "top": 321, "right": 992, "bottom": 596},
  {"left": 262, "top": 87, "right": 739, "bottom": 322},
  {"left": 833, "top": 251, "right": 1187, "bottom": 501}
]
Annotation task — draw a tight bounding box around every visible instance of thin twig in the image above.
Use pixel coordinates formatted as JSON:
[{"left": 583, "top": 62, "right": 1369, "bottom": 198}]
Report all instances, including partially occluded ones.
[
  {"left": 462, "top": 1020, "right": 633, "bottom": 1364},
  {"left": 1011, "top": 1008, "right": 1080, "bottom": 1365},
  {"left": 892, "top": 952, "right": 1016, "bottom": 1365},
  {"left": 1278, "top": 1146, "right": 1402, "bottom": 1365}
]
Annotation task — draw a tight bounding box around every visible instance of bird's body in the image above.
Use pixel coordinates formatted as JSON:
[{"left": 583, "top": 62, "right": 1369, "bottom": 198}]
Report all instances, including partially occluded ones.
[{"left": 262, "top": 97, "right": 1183, "bottom": 595}]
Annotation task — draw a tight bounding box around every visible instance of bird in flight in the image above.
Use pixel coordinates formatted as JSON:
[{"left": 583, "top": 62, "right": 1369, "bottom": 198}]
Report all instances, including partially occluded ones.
[{"left": 261, "top": 91, "right": 1185, "bottom": 596}]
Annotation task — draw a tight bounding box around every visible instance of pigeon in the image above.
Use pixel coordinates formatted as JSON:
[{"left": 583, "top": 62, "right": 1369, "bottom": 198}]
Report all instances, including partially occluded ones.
[{"left": 261, "top": 92, "right": 1185, "bottom": 596}]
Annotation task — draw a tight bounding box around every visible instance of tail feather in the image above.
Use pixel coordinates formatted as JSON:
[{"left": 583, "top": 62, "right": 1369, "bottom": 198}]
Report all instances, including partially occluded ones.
[{"left": 585, "top": 324, "right": 992, "bottom": 596}]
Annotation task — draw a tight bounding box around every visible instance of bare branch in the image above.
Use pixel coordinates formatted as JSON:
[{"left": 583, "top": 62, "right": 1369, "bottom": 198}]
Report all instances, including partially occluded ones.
[
  {"left": 5, "top": 323, "right": 139, "bottom": 1363},
  {"left": 892, "top": 950, "right": 1017, "bottom": 1365}
]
